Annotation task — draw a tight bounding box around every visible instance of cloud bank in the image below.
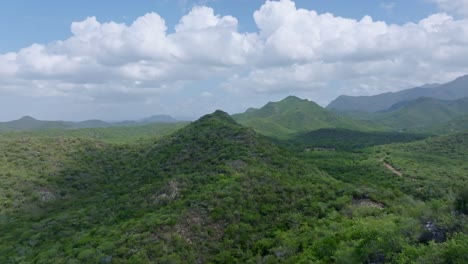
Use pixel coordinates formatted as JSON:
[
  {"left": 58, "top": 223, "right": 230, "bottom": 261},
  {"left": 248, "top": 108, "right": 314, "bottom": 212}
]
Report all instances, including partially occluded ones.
[{"left": 1, "top": 0, "right": 468, "bottom": 117}]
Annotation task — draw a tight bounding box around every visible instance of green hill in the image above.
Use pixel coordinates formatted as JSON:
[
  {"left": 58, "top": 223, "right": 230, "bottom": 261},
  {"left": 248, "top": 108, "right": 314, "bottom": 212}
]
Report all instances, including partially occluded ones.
[
  {"left": 233, "top": 96, "right": 381, "bottom": 138},
  {"left": 0, "top": 111, "right": 466, "bottom": 263},
  {"left": 327, "top": 74, "right": 468, "bottom": 112}
]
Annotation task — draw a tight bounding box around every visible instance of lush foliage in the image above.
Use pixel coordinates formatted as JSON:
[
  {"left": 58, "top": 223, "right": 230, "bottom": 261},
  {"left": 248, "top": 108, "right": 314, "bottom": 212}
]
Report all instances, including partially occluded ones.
[
  {"left": 283, "top": 128, "right": 427, "bottom": 151},
  {"left": 0, "top": 110, "right": 467, "bottom": 263}
]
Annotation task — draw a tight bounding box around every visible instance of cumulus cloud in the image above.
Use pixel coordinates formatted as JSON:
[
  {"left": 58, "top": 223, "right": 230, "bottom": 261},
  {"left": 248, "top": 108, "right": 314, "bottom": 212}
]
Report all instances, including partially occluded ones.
[
  {"left": 1, "top": 0, "right": 468, "bottom": 116},
  {"left": 430, "top": 0, "right": 468, "bottom": 17},
  {"left": 227, "top": 0, "right": 468, "bottom": 97},
  {"left": 0, "top": 6, "right": 258, "bottom": 99}
]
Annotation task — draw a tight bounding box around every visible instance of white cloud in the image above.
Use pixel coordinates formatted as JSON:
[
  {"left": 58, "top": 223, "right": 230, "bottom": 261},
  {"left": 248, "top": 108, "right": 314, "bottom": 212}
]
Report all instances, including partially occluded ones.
[
  {"left": 430, "top": 0, "right": 468, "bottom": 17},
  {"left": 226, "top": 0, "right": 468, "bottom": 99},
  {"left": 1, "top": 0, "right": 468, "bottom": 117},
  {"left": 0, "top": 7, "right": 258, "bottom": 99}
]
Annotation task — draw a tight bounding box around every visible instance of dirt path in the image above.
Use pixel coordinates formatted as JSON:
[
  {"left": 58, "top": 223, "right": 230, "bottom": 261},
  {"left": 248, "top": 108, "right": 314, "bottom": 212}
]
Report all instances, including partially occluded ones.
[{"left": 383, "top": 162, "right": 403, "bottom": 177}]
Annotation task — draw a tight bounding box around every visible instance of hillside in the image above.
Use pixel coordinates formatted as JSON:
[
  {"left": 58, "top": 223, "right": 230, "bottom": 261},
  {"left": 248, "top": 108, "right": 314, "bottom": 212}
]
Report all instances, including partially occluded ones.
[
  {"left": 286, "top": 128, "right": 427, "bottom": 151},
  {"left": 0, "top": 111, "right": 466, "bottom": 263},
  {"left": 327, "top": 74, "right": 468, "bottom": 112},
  {"left": 415, "top": 114, "right": 468, "bottom": 134},
  {"left": 0, "top": 111, "right": 340, "bottom": 263},
  {"left": 348, "top": 97, "right": 468, "bottom": 131},
  {"left": 233, "top": 96, "right": 380, "bottom": 138}
]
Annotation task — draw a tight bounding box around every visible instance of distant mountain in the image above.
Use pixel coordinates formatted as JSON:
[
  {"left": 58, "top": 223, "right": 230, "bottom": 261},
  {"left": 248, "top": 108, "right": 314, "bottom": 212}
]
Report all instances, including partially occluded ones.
[
  {"left": 349, "top": 97, "right": 468, "bottom": 131},
  {"left": 0, "top": 116, "right": 71, "bottom": 132},
  {"left": 139, "top": 114, "right": 177, "bottom": 123},
  {"left": 71, "top": 119, "right": 110, "bottom": 129},
  {"left": 232, "top": 96, "right": 381, "bottom": 138},
  {"left": 0, "top": 114, "right": 181, "bottom": 132},
  {"left": 327, "top": 74, "right": 468, "bottom": 112}
]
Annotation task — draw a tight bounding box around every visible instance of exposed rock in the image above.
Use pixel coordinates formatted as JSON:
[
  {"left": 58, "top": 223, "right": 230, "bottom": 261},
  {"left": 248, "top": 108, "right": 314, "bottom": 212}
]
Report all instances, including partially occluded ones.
[{"left": 151, "top": 180, "right": 180, "bottom": 204}]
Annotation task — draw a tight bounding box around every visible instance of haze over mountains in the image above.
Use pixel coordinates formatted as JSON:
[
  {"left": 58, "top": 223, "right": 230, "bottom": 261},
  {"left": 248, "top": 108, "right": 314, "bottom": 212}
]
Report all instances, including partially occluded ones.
[
  {"left": 327, "top": 75, "right": 468, "bottom": 112},
  {"left": 0, "top": 114, "right": 181, "bottom": 132}
]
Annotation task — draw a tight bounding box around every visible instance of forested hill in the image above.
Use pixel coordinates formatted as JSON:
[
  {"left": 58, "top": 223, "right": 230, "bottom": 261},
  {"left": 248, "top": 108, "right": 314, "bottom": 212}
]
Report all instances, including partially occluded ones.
[
  {"left": 233, "top": 96, "right": 380, "bottom": 138},
  {"left": 0, "top": 111, "right": 466, "bottom": 263}
]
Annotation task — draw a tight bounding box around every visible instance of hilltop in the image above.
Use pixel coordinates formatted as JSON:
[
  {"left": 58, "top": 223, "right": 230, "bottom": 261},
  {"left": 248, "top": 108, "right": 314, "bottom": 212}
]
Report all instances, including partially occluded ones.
[{"left": 233, "top": 96, "right": 380, "bottom": 138}]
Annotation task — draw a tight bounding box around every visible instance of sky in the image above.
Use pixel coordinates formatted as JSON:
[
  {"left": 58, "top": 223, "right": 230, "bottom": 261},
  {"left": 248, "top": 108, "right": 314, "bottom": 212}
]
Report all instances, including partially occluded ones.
[{"left": 1, "top": 0, "right": 468, "bottom": 121}]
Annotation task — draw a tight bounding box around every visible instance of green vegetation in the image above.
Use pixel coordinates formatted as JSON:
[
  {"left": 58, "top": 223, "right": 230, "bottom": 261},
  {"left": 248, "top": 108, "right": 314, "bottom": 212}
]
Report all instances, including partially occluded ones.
[
  {"left": 0, "top": 122, "right": 188, "bottom": 144},
  {"left": 412, "top": 114, "right": 468, "bottom": 135},
  {"left": 0, "top": 108, "right": 467, "bottom": 263},
  {"left": 233, "top": 96, "right": 382, "bottom": 139},
  {"left": 284, "top": 128, "right": 428, "bottom": 151},
  {"left": 0, "top": 115, "right": 182, "bottom": 133}
]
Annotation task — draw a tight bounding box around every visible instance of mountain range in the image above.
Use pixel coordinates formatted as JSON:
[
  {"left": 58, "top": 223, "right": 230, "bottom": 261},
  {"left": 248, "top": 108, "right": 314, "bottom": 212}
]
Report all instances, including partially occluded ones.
[
  {"left": 339, "top": 97, "right": 468, "bottom": 131},
  {"left": 0, "top": 114, "right": 180, "bottom": 132},
  {"left": 327, "top": 75, "right": 468, "bottom": 112}
]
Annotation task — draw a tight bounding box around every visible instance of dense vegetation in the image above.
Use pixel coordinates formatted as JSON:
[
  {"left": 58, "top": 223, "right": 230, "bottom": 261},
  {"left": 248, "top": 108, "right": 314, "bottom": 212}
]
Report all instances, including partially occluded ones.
[
  {"left": 284, "top": 128, "right": 428, "bottom": 151},
  {"left": 1, "top": 109, "right": 466, "bottom": 263},
  {"left": 0, "top": 122, "right": 188, "bottom": 144}
]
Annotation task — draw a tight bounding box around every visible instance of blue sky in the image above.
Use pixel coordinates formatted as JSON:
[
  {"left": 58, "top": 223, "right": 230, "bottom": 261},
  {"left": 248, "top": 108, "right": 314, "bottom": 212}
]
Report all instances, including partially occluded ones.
[
  {"left": 0, "top": 0, "right": 467, "bottom": 121},
  {"left": 0, "top": 0, "right": 439, "bottom": 53}
]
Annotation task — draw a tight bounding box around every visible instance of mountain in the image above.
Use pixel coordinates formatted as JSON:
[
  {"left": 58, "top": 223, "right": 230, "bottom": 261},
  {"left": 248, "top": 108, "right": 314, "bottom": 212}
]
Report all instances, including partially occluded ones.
[
  {"left": 139, "top": 114, "right": 177, "bottom": 123},
  {"left": 356, "top": 97, "right": 468, "bottom": 131},
  {"left": 0, "top": 114, "right": 181, "bottom": 132},
  {"left": 327, "top": 74, "right": 468, "bottom": 112},
  {"left": 0, "top": 110, "right": 341, "bottom": 263},
  {"left": 232, "top": 96, "right": 381, "bottom": 138},
  {"left": 71, "top": 119, "right": 110, "bottom": 129},
  {"left": 0, "top": 110, "right": 467, "bottom": 263},
  {"left": 0, "top": 116, "right": 71, "bottom": 132}
]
